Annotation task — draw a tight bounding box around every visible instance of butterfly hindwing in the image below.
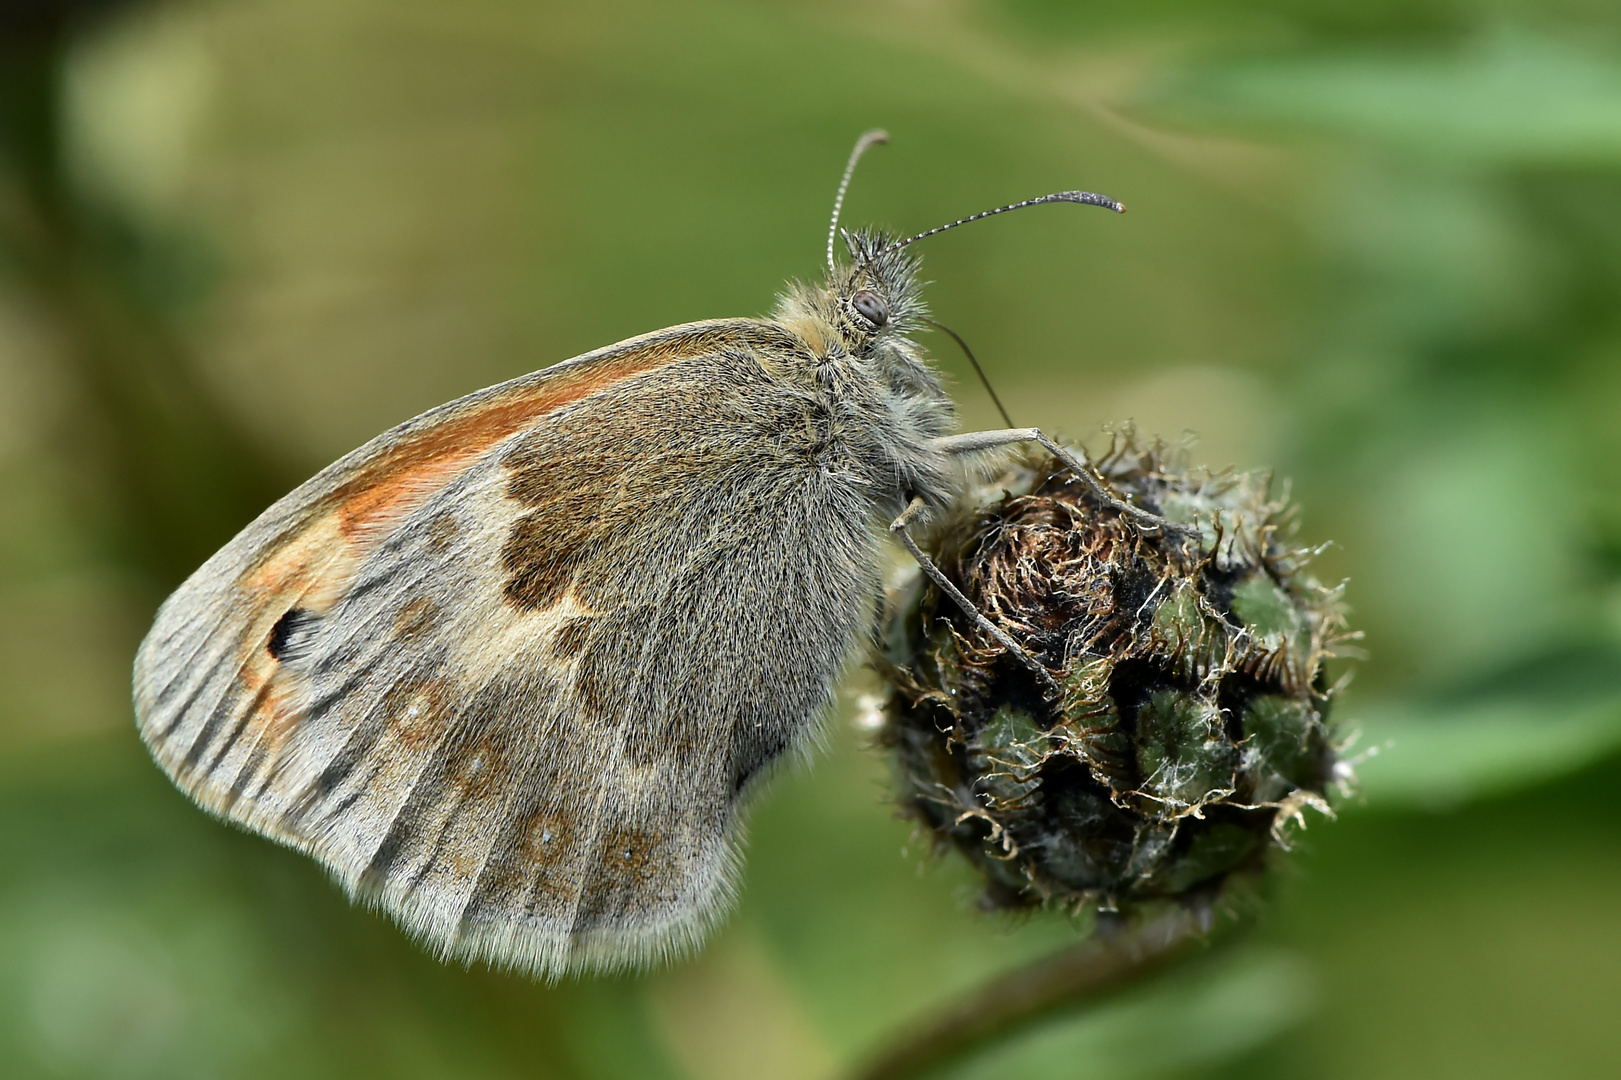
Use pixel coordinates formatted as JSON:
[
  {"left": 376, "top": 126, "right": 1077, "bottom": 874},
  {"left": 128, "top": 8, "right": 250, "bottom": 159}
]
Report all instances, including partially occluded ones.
[{"left": 134, "top": 318, "right": 882, "bottom": 976}]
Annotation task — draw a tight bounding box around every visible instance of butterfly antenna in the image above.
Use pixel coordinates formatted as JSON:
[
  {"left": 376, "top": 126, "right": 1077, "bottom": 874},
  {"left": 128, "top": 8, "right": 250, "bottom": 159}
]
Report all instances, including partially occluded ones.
[
  {"left": 894, "top": 190, "right": 1124, "bottom": 250},
  {"left": 828, "top": 129, "right": 890, "bottom": 275},
  {"left": 926, "top": 318, "right": 1013, "bottom": 428}
]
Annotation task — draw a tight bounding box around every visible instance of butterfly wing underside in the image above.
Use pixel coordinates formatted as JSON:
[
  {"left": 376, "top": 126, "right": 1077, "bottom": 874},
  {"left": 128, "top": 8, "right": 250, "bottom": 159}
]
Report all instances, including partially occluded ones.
[{"left": 133, "top": 319, "right": 876, "bottom": 976}]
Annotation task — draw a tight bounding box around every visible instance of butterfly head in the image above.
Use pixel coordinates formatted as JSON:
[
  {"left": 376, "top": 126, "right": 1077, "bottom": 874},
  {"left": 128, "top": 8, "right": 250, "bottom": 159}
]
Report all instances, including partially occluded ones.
[
  {"left": 769, "top": 230, "right": 935, "bottom": 379},
  {"left": 839, "top": 226, "right": 928, "bottom": 329},
  {"left": 780, "top": 132, "right": 1124, "bottom": 365}
]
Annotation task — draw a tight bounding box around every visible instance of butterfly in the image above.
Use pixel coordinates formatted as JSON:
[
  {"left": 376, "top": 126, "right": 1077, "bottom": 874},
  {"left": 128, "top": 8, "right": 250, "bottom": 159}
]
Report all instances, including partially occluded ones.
[{"left": 132, "top": 131, "right": 1167, "bottom": 978}]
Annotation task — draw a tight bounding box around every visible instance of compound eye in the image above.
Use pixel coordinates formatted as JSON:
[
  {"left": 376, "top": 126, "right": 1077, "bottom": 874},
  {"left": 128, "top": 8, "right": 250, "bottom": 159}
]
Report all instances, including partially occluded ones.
[{"left": 851, "top": 289, "right": 889, "bottom": 329}]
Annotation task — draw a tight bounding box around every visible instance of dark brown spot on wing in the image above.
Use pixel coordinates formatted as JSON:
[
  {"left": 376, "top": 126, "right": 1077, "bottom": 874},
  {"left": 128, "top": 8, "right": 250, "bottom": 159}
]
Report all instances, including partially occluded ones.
[
  {"left": 459, "top": 797, "right": 591, "bottom": 924},
  {"left": 574, "top": 634, "right": 622, "bottom": 720},
  {"left": 392, "top": 597, "right": 439, "bottom": 641},
  {"left": 491, "top": 320, "right": 815, "bottom": 617},
  {"left": 448, "top": 725, "right": 512, "bottom": 803},
  {"left": 571, "top": 824, "right": 680, "bottom": 927},
  {"left": 425, "top": 510, "right": 460, "bottom": 552},
  {"left": 502, "top": 510, "right": 596, "bottom": 611},
  {"left": 517, "top": 807, "right": 580, "bottom": 866},
  {"left": 382, "top": 675, "right": 451, "bottom": 751},
  {"left": 597, "top": 826, "right": 665, "bottom": 890},
  {"left": 551, "top": 617, "right": 593, "bottom": 661}
]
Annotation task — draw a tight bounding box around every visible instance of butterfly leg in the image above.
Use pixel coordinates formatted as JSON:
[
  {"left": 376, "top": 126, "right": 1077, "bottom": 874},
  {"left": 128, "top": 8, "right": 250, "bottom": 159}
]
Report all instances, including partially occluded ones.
[
  {"left": 935, "top": 427, "right": 1197, "bottom": 541},
  {"left": 889, "top": 496, "right": 1060, "bottom": 694}
]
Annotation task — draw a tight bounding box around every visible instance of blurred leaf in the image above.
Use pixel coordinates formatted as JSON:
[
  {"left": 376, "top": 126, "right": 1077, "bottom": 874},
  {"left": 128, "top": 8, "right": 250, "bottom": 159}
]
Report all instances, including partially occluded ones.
[
  {"left": 1160, "top": 29, "right": 1621, "bottom": 164},
  {"left": 1348, "top": 646, "right": 1621, "bottom": 809}
]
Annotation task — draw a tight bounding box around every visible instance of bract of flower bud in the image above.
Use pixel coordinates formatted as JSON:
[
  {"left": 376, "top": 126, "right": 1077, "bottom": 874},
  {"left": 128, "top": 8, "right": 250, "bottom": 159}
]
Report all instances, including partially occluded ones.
[{"left": 878, "top": 435, "right": 1354, "bottom": 911}]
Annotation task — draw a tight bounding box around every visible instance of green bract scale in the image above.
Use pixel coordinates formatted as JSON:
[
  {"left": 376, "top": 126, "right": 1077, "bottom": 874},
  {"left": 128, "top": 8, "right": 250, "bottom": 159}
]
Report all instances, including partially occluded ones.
[{"left": 878, "top": 438, "right": 1353, "bottom": 910}]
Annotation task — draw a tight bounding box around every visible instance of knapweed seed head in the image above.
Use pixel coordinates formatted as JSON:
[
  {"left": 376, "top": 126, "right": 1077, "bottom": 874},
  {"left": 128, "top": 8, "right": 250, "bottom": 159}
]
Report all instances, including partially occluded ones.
[{"left": 878, "top": 434, "right": 1354, "bottom": 911}]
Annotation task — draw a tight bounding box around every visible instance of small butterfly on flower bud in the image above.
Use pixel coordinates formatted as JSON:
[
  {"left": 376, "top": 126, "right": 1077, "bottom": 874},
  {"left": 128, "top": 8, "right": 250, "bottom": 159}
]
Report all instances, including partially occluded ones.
[{"left": 133, "top": 131, "right": 1174, "bottom": 979}]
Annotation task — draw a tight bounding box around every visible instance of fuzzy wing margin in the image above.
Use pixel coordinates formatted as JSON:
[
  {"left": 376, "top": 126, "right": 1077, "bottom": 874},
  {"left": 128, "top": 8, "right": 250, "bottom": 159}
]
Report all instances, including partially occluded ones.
[{"left": 133, "top": 319, "right": 865, "bottom": 977}]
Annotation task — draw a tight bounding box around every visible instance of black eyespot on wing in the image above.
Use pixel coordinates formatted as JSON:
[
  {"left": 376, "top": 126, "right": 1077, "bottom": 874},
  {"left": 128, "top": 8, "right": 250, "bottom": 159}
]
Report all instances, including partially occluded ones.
[
  {"left": 268, "top": 607, "right": 315, "bottom": 661},
  {"left": 851, "top": 289, "right": 888, "bottom": 329}
]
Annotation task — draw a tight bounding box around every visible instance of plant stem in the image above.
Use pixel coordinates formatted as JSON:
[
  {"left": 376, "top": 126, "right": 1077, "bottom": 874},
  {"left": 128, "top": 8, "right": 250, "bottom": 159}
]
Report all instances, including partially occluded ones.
[{"left": 845, "top": 903, "right": 1251, "bottom": 1080}]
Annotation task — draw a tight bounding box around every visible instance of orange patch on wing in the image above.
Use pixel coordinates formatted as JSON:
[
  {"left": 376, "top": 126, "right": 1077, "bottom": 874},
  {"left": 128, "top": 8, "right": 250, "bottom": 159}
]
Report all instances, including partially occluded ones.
[
  {"left": 248, "top": 516, "right": 344, "bottom": 595},
  {"left": 327, "top": 323, "right": 762, "bottom": 539},
  {"left": 230, "top": 322, "right": 792, "bottom": 661},
  {"left": 231, "top": 325, "right": 736, "bottom": 619},
  {"left": 256, "top": 673, "right": 303, "bottom": 752},
  {"left": 243, "top": 514, "right": 361, "bottom": 618}
]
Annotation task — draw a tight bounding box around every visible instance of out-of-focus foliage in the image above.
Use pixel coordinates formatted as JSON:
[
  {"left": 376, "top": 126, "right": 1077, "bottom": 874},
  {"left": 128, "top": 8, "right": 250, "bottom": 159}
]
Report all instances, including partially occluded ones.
[{"left": 2, "top": 1, "right": 1619, "bottom": 1078}]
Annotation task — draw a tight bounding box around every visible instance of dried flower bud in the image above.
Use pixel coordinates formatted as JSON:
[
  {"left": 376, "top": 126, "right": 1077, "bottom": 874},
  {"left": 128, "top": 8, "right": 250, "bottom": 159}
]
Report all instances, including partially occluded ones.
[{"left": 878, "top": 435, "right": 1353, "bottom": 911}]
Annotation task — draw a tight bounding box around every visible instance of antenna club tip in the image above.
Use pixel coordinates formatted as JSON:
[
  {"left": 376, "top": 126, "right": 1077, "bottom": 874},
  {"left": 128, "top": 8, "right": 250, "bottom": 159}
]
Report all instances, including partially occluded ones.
[
  {"left": 861, "top": 128, "right": 890, "bottom": 144},
  {"left": 1051, "top": 190, "right": 1126, "bottom": 214}
]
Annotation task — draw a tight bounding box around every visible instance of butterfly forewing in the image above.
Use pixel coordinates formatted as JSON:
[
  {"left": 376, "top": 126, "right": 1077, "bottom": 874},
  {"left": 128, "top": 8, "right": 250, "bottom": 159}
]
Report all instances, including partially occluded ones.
[{"left": 133, "top": 319, "right": 881, "bottom": 976}]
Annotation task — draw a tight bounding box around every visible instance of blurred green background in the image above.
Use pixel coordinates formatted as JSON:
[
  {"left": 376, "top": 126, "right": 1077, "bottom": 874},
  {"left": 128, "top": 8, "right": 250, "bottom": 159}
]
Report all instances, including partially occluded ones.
[{"left": 4, "top": 0, "right": 1621, "bottom": 1077}]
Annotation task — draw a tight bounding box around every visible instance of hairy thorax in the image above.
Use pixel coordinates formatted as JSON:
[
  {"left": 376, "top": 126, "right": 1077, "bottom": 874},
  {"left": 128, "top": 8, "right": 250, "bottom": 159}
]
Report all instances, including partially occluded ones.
[{"left": 771, "top": 300, "right": 959, "bottom": 516}]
